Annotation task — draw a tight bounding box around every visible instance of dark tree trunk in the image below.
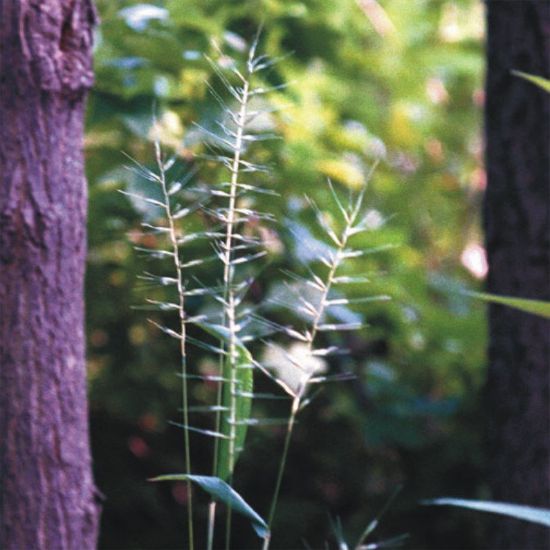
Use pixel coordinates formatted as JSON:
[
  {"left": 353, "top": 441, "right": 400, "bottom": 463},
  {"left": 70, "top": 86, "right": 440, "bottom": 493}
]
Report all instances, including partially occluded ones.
[
  {"left": 484, "top": 2, "right": 550, "bottom": 549},
  {"left": 0, "top": 1, "right": 100, "bottom": 549}
]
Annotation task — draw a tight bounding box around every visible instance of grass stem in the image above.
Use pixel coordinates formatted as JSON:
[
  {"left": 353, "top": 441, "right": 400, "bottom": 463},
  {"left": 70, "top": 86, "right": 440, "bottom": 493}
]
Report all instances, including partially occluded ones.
[
  {"left": 224, "top": 77, "right": 250, "bottom": 550},
  {"left": 207, "top": 501, "right": 216, "bottom": 550},
  {"left": 156, "top": 142, "right": 194, "bottom": 550},
  {"left": 266, "top": 397, "right": 300, "bottom": 538}
]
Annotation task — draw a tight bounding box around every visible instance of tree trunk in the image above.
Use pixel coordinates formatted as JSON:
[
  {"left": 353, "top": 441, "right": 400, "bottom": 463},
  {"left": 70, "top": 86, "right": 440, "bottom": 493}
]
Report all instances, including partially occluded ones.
[
  {"left": 0, "top": 1, "right": 100, "bottom": 548},
  {"left": 484, "top": 2, "right": 550, "bottom": 549}
]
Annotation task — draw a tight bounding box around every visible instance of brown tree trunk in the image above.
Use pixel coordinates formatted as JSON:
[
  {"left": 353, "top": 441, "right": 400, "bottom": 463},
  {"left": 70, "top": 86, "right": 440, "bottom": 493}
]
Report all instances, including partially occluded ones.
[
  {"left": 0, "top": 1, "right": 100, "bottom": 548},
  {"left": 484, "top": 2, "right": 550, "bottom": 549}
]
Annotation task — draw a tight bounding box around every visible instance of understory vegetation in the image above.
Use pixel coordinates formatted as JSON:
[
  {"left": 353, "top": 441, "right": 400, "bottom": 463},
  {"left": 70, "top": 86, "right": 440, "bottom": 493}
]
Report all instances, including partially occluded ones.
[{"left": 86, "top": 2, "right": 492, "bottom": 548}]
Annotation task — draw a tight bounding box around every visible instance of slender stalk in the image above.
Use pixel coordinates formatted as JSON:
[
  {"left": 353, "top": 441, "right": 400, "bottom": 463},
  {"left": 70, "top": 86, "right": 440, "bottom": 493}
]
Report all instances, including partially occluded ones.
[
  {"left": 156, "top": 143, "right": 194, "bottom": 550},
  {"left": 207, "top": 501, "right": 216, "bottom": 550},
  {"left": 267, "top": 396, "right": 299, "bottom": 531},
  {"left": 224, "top": 502, "right": 232, "bottom": 550}
]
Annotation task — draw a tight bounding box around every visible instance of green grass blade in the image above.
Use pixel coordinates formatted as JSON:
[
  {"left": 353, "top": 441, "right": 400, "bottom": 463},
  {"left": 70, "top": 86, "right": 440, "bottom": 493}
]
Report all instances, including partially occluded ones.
[
  {"left": 151, "top": 474, "right": 269, "bottom": 538},
  {"left": 328, "top": 515, "right": 349, "bottom": 550},
  {"left": 511, "top": 70, "right": 550, "bottom": 93},
  {"left": 198, "top": 322, "right": 254, "bottom": 480},
  {"left": 423, "top": 498, "right": 550, "bottom": 527},
  {"left": 466, "top": 291, "right": 550, "bottom": 319},
  {"left": 356, "top": 485, "right": 403, "bottom": 547},
  {"left": 217, "top": 350, "right": 253, "bottom": 480}
]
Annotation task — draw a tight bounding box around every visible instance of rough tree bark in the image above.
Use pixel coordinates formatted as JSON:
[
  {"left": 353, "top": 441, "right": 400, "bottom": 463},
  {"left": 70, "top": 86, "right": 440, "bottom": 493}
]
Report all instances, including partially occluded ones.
[
  {"left": 484, "top": 2, "right": 550, "bottom": 549},
  {"left": 0, "top": 1, "right": 100, "bottom": 548}
]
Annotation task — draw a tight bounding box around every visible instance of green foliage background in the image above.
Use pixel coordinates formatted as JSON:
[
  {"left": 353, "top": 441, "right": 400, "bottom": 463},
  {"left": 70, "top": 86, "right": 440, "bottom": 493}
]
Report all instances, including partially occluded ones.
[{"left": 86, "top": 1, "right": 488, "bottom": 548}]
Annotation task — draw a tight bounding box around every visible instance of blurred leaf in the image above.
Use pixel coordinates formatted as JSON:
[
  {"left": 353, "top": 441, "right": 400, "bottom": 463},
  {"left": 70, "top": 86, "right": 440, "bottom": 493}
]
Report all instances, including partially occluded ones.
[
  {"left": 423, "top": 498, "right": 550, "bottom": 527},
  {"left": 467, "top": 291, "right": 550, "bottom": 319},
  {"left": 119, "top": 4, "right": 169, "bottom": 31},
  {"left": 317, "top": 159, "right": 365, "bottom": 189}
]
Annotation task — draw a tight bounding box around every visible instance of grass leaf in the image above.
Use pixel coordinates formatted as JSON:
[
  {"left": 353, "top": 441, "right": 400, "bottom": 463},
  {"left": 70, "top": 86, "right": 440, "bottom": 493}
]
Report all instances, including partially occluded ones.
[
  {"left": 198, "top": 322, "right": 254, "bottom": 480},
  {"left": 512, "top": 70, "right": 550, "bottom": 93},
  {"left": 423, "top": 498, "right": 550, "bottom": 527},
  {"left": 466, "top": 291, "right": 550, "bottom": 319},
  {"left": 150, "top": 474, "right": 269, "bottom": 538}
]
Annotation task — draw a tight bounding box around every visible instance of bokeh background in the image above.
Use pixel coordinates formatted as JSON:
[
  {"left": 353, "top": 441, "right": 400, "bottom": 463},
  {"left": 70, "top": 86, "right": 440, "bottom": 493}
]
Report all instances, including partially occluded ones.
[{"left": 85, "top": 1, "right": 489, "bottom": 548}]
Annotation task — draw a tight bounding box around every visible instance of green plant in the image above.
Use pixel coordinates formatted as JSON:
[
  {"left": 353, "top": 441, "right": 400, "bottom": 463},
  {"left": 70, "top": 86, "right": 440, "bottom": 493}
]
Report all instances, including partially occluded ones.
[
  {"left": 329, "top": 487, "right": 409, "bottom": 550},
  {"left": 89, "top": 3, "right": 487, "bottom": 546},
  {"left": 423, "top": 498, "right": 550, "bottom": 528},
  {"left": 122, "top": 36, "right": 393, "bottom": 550}
]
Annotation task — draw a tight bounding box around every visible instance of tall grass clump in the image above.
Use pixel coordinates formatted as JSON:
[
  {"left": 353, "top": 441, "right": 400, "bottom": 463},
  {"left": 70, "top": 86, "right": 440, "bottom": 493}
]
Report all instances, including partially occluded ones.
[{"left": 122, "top": 33, "right": 393, "bottom": 550}]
